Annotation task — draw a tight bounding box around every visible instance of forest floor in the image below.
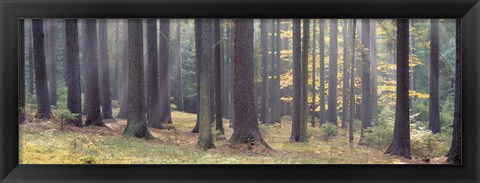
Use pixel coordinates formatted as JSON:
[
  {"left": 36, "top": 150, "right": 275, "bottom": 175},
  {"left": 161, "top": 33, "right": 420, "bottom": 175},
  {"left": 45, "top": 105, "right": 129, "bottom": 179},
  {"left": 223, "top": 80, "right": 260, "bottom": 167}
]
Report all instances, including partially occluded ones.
[{"left": 19, "top": 110, "right": 448, "bottom": 164}]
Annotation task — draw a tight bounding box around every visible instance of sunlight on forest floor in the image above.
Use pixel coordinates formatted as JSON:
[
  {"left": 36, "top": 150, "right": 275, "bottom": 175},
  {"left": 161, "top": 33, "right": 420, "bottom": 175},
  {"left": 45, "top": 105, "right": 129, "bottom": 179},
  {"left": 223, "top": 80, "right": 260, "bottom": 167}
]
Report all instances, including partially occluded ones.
[{"left": 19, "top": 110, "right": 447, "bottom": 164}]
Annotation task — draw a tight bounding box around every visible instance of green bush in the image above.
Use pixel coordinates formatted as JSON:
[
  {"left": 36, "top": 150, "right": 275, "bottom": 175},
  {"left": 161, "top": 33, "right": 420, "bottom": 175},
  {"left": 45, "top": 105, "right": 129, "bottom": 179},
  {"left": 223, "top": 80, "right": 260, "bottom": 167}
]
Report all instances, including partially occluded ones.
[
  {"left": 440, "top": 96, "right": 454, "bottom": 127},
  {"left": 363, "top": 107, "right": 394, "bottom": 149},
  {"left": 411, "top": 129, "right": 450, "bottom": 159},
  {"left": 321, "top": 123, "right": 338, "bottom": 141}
]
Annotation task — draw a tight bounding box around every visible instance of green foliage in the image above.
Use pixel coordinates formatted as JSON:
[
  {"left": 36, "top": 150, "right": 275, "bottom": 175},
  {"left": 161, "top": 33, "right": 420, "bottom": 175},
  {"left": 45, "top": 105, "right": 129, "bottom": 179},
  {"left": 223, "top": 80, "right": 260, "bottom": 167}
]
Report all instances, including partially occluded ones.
[
  {"left": 364, "top": 107, "right": 394, "bottom": 149},
  {"left": 410, "top": 128, "right": 450, "bottom": 159},
  {"left": 321, "top": 123, "right": 338, "bottom": 141},
  {"left": 440, "top": 96, "right": 454, "bottom": 127}
]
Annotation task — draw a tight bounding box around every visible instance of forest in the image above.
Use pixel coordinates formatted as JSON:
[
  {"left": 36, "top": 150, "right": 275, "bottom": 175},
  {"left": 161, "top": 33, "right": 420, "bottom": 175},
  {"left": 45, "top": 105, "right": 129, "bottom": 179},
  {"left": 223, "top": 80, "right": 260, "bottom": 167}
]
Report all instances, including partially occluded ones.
[{"left": 18, "top": 18, "right": 461, "bottom": 164}]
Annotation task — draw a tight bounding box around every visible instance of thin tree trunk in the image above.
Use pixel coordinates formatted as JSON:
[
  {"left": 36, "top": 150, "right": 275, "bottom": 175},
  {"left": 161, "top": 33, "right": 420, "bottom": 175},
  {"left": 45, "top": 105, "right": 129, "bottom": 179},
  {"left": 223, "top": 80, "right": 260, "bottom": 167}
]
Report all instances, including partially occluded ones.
[
  {"left": 65, "top": 19, "right": 83, "bottom": 127},
  {"left": 176, "top": 20, "right": 184, "bottom": 111},
  {"left": 310, "top": 20, "right": 317, "bottom": 127},
  {"left": 290, "top": 19, "right": 301, "bottom": 142},
  {"left": 27, "top": 20, "right": 35, "bottom": 95},
  {"left": 32, "top": 19, "right": 52, "bottom": 119},
  {"left": 146, "top": 19, "right": 165, "bottom": 129},
  {"left": 299, "top": 19, "right": 310, "bottom": 142},
  {"left": 349, "top": 19, "right": 356, "bottom": 144},
  {"left": 359, "top": 19, "right": 372, "bottom": 144},
  {"left": 447, "top": 18, "right": 461, "bottom": 164},
  {"left": 319, "top": 19, "right": 326, "bottom": 126},
  {"left": 429, "top": 19, "right": 441, "bottom": 134},
  {"left": 47, "top": 20, "right": 57, "bottom": 106},
  {"left": 214, "top": 19, "right": 224, "bottom": 135},
  {"left": 98, "top": 19, "right": 114, "bottom": 120},
  {"left": 192, "top": 19, "right": 202, "bottom": 133},
  {"left": 274, "top": 19, "right": 282, "bottom": 123},
  {"left": 260, "top": 19, "right": 268, "bottom": 124},
  {"left": 158, "top": 19, "right": 173, "bottom": 126},
  {"left": 370, "top": 19, "right": 378, "bottom": 122},
  {"left": 341, "top": 19, "right": 349, "bottom": 129},
  {"left": 327, "top": 19, "right": 338, "bottom": 125},
  {"left": 117, "top": 20, "right": 129, "bottom": 119},
  {"left": 19, "top": 19, "right": 25, "bottom": 123}
]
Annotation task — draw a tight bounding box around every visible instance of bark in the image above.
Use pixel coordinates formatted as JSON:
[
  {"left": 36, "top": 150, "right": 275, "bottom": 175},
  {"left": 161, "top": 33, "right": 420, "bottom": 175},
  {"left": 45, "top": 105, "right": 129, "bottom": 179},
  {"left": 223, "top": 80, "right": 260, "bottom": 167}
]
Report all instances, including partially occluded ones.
[
  {"left": 327, "top": 19, "right": 338, "bottom": 125},
  {"left": 192, "top": 19, "right": 202, "bottom": 133},
  {"left": 83, "top": 19, "right": 105, "bottom": 127},
  {"left": 176, "top": 20, "right": 184, "bottom": 111},
  {"left": 98, "top": 19, "right": 114, "bottom": 120},
  {"left": 214, "top": 19, "right": 224, "bottom": 135},
  {"left": 117, "top": 20, "right": 129, "bottom": 119},
  {"left": 359, "top": 19, "right": 372, "bottom": 144},
  {"left": 228, "top": 19, "right": 269, "bottom": 148},
  {"left": 112, "top": 20, "right": 120, "bottom": 100},
  {"left": 47, "top": 20, "right": 57, "bottom": 106},
  {"left": 290, "top": 19, "right": 301, "bottom": 142},
  {"left": 385, "top": 19, "right": 411, "bottom": 159},
  {"left": 124, "top": 19, "right": 153, "bottom": 139},
  {"left": 146, "top": 19, "right": 165, "bottom": 129},
  {"left": 349, "top": 19, "right": 357, "bottom": 144},
  {"left": 310, "top": 20, "right": 317, "bottom": 127},
  {"left": 228, "top": 23, "right": 235, "bottom": 128},
  {"left": 370, "top": 20, "right": 378, "bottom": 122},
  {"left": 197, "top": 19, "right": 215, "bottom": 149},
  {"left": 158, "top": 19, "right": 173, "bottom": 125},
  {"left": 260, "top": 19, "right": 268, "bottom": 124},
  {"left": 32, "top": 19, "right": 52, "bottom": 119},
  {"left": 341, "top": 20, "right": 349, "bottom": 129},
  {"left": 319, "top": 19, "right": 326, "bottom": 126},
  {"left": 299, "top": 19, "right": 310, "bottom": 142},
  {"left": 429, "top": 19, "right": 441, "bottom": 134},
  {"left": 274, "top": 19, "right": 282, "bottom": 123},
  {"left": 27, "top": 20, "right": 35, "bottom": 95},
  {"left": 19, "top": 19, "right": 25, "bottom": 123},
  {"left": 269, "top": 20, "right": 275, "bottom": 124},
  {"left": 65, "top": 19, "right": 83, "bottom": 127},
  {"left": 447, "top": 19, "right": 461, "bottom": 164}
]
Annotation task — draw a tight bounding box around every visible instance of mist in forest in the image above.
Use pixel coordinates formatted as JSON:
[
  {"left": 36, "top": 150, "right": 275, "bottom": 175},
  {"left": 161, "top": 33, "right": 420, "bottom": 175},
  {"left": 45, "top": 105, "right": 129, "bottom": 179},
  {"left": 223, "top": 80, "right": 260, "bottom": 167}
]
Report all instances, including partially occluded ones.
[{"left": 18, "top": 18, "right": 461, "bottom": 164}]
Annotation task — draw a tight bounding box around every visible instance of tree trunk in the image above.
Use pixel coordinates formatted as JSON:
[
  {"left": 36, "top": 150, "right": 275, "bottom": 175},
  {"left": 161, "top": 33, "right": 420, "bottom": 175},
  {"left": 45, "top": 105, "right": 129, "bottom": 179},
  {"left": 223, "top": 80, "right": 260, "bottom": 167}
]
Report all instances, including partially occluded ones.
[
  {"left": 310, "top": 20, "right": 317, "bottom": 127},
  {"left": 319, "top": 19, "right": 326, "bottom": 126},
  {"left": 98, "top": 19, "right": 114, "bottom": 120},
  {"left": 158, "top": 19, "right": 173, "bottom": 126},
  {"left": 228, "top": 21, "right": 235, "bottom": 128},
  {"left": 260, "top": 19, "right": 268, "bottom": 124},
  {"left": 146, "top": 19, "right": 165, "bottom": 129},
  {"left": 84, "top": 19, "right": 105, "bottom": 127},
  {"left": 429, "top": 19, "right": 441, "bottom": 134},
  {"left": 299, "top": 19, "right": 310, "bottom": 142},
  {"left": 269, "top": 20, "right": 276, "bottom": 124},
  {"left": 385, "top": 19, "right": 411, "bottom": 159},
  {"left": 370, "top": 20, "right": 378, "bottom": 122},
  {"left": 341, "top": 19, "right": 349, "bottom": 129},
  {"left": 214, "top": 19, "right": 224, "bottom": 135},
  {"left": 19, "top": 19, "right": 25, "bottom": 123},
  {"left": 32, "top": 19, "right": 52, "bottom": 119},
  {"left": 47, "top": 20, "right": 57, "bottom": 106},
  {"left": 117, "top": 20, "right": 129, "bottom": 119},
  {"left": 123, "top": 18, "right": 153, "bottom": 139},
  {"left": 349, "top": 19, "right": 357, "bottom": 144},
  {"left": 359, "top": 19, "right": 372, "bottom": 144},
  {"left": 290, "top": 19, "right": 302, "bottom": 142},
  {"left": 327, "top": 19, "right": 338, "bottom": 125},
  {"left": 192, "top": 19, "right": 202, "bottom": 133},
  {"left": 27, "top": 20, "right": 35, "bottom": 95},
  {"left": 446, "top": 18, "right": 461, "bottom": 164},
  {"left": 197, "top": 19, "right": 216, "bottom": 149},
  {"left": 65, "top": 19, "right": 83, "bottom": 127},
  {"left": 274, "top": 19, "right": 282, "bottom": 123},
  {"left": 112, "top": 20, "right": 120, "bottom": 100},
  {"left": 176, "top": 20, "right": 184, "bottom": 111},
  {"left": 228, "top": 19, "right": 269, "bottom": 148}
]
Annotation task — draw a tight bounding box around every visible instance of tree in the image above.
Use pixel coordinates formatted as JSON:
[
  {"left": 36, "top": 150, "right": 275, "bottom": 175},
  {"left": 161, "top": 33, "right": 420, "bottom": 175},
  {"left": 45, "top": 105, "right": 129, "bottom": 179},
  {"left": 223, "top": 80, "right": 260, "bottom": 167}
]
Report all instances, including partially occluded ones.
[
  {"left": 429, "top": 19, "right": 441, "bottom": 134},
  {"left": 310, "top": 20, "right": 317, "bottom": 127},
  {"left": 319, "top": 19, "right": 326, "bottom": 126},
  {"left": 290, "top": 19, "right": 301, "bottom": 142},
  {"left": 447, "top": 18, "right": 461, "bottom": 164},
  {"left": 197, "top": 19, "right": 215, "bottom": 149},
  {"left": 65, "top": 19, "right": 83, "bottom": 127},
  {"left": 124, "top": 18, "right": 153, "bottom": 139},
  {"left": 260, "top": 19, "right": 269, "bottom": 124},
  {"left": 370, "top": 20, "right": 378, "bottom": 121},
  {"left": 84, "top": 19, "right": 105, "bottom": 127},
  {"left": 146, "top": 19, "right": 165, "bottom": 129},
  {"left": 299, "top": 19, "right": 310, "bottom": 142},
  {"left": 214, "top": 19, "right": 225, "bottom": 135},
  {"left": 341, "top": 20, "right": 349, "bottom": 129},
  {"left": 191, "top": 19, "right": 202, "bottom": 133},
  {"left": 158, "top": 19, "right": 173, "bottom": 126},
  {"left": 327, "top": 19, "right": 338, "bottom": 125},
  {"left": 385, "top": 19, "right": 411, "bottom": 159},
  {"left": 117, "top": 20, "right": 129, "bottom": 119},
  {"left": 98, "top": 19, "right": 114, "bottom": 120},
  {"left": 349, "top": 19, "right": 357, "bottom": 144},
  {"left": 175, "top": 20, "right": 184, "bottom": 111},
  {"left": 19, "top": 19, "right": 25, "bottom": 123},
  {"left": 46, "top": 20, "right": 57, "bottom": 106},
  {"left": 228, "top": 19, "right": 269, "bottom": 148},
  {"left": 274, "top": 19, "right": 282, "bottom": 123},
  {"left": 27, "top": 20, "right": 35, "bottom": 95},
  {"left": 32, "top": 19, "right": 52, "bottom": 119},
  {"left": 359, "top": 19, "right": 372, "bottom": 143}
]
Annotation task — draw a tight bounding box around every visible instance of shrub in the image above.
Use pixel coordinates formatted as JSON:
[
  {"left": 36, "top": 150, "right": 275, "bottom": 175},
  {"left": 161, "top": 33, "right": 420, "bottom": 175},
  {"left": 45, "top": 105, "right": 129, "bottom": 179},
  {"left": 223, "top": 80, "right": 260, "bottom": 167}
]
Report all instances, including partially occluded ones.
[
  {"left": 321, "top": 123, "right": 338, "bottom": 141},
  {"left": 52, "top": 106, "right": 79, "bottom": 129},
  {"left": 411, "top": 129, "right": 450, "bottom": 159},
  {"left": 363, "top": 107, "right": 394, "bottom": 149}
]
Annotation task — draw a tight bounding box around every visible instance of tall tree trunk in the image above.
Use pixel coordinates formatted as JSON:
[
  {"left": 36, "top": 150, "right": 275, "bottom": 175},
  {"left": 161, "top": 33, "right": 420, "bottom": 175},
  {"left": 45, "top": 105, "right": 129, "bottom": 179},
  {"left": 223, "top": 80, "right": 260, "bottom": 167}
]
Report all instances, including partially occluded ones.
[
  {"left": 176, "top": 20, "right": 184, "bottom": 111},
  {"left": 27, "top": 20, "right": 35, "bottom": 95},
  {"left": 84, "top": 19, "right": 105, "bottom": 127},
  {"left": 260, "top": 19, "right": 268, "bottom": 124},
  {"left": 349, "top": 19, "right": 357, "bottom": 144},
  {"left": 214, "top": 19, "right": 224, "bottom": 135},
  {"left": 229, "top": 19, "right": 269, "bottom": 148},
  {"left": 429, "top": 19, "right": 441, "bottom": 134},
  {"left": 124, "top": 18, "right": 153, "bottom": 139},
  {"left": 327, "top": 19, "right": 338, "bottom": 125},
  {"left": 158, "top": 19, "right": 173, "bottom": 126},
  {"left": 192, "top": 19, "right": 202, "bottom": 133},
  {"left": 274, "top": 19, "right": 282, "bottom": 123},
  {"left": 359, "top": 19, "right": 372, "bottom": 144},
  {"left": 146, "top": 19, "right": 165, "bottom": 129},
  {"left": 319, "top": 19, "right": 326, "bottom": 126},
  {"left": 299, "top": 19, "right": 310, "bottom": 142},
  {"left": 310, "top": 20, "right": 317, "bottom": 127},
  {"left": 32, "top": 19, "right": 52, "bottom": 119},
  {"left": 98, "top": 19, "right": 114, "bottom": 120},
  {"left": 341, "top": 19, "right": 349, "bottom": 129},
  {"left": 370, "top": 19, "right": 378, "bottom": 122},
  {"left": 269, "top": 20, "right": 276, "bottom": 124},
  {"left": 117, "top": 20, "right": 129, "bottom": 119},
  {"left": 19, "top": 19, "right": 25, "bottom": 123},
  {"left": 409, "top": 20, "right": 416, "bottom": 112},
  {"left": 197, "top": 19, "right": 216, "bottom": 149},
  {"left": 47, "top": 20, "right": 57, "bottom": 106},
  {"left": 112, "top": 20, "right": 120, "bottom": 100},
  {"left": 65, "top": 19, "right": 83, "bottom": 127},
  {"left": 228, "top": 21, "right": 235, "bottom": 128},
  {"left": 290, "top": 19, "right": 302, "bottom": 142},
  {"left": 385, "top": 19, "right": 411, "bottom": 159},
  {"left": 447, "top": 18, "right": 461, "bottom": 164}
]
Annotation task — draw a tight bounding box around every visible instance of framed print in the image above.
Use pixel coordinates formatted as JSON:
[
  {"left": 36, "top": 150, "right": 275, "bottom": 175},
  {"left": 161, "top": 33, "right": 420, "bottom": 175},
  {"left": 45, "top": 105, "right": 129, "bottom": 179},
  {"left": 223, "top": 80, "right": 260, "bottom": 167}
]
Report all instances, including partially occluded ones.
[{"left": 1, "top": 0, "right": 479, "bottom": 182}]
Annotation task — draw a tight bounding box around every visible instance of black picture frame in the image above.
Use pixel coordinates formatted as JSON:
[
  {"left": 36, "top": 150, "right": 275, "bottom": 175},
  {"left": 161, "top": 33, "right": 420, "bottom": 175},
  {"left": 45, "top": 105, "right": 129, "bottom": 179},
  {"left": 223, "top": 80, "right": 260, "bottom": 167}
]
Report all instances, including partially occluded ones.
[{"left": 1, "top": 0, "right": 479, "bottom": 182}]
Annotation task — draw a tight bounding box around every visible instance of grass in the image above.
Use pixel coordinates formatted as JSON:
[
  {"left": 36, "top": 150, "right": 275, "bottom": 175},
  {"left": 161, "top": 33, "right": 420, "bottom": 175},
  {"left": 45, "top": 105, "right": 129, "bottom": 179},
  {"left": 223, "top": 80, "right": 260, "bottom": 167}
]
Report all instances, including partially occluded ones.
[{"left": 19, "top": 110, "right": 447, "bottom": 164}]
